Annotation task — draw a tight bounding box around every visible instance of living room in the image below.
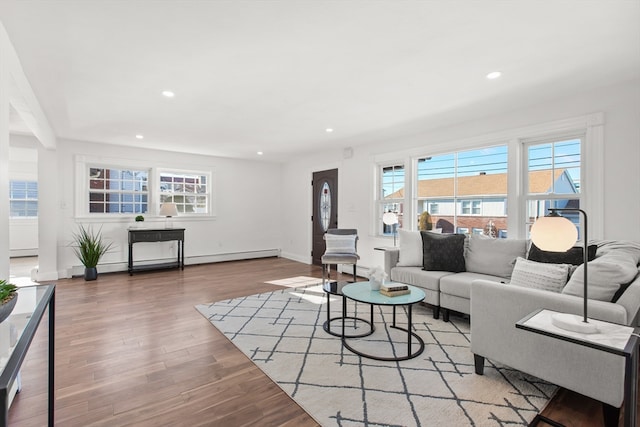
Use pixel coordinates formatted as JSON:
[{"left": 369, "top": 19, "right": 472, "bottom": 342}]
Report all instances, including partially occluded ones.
[{"left": 1, "top": 1, "right": 639, "bottom": 426}]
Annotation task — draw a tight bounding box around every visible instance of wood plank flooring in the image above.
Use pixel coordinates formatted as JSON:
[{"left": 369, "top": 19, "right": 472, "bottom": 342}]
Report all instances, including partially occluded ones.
[{"left": 7, "top": 257, "right": 632, "bottom": 426}]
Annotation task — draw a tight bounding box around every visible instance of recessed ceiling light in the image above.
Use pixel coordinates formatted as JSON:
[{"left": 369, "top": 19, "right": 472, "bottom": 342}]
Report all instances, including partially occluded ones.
[
  {"left": 257, "top": 151, "right": 264, "bottom": 156},
  {"left": 326, "top": 128, "right": 334, "bottom": 133},
  {"left": 162, "top": 90, "right": 175, "bottom": 98},
  {"left": 135, "top": 134, "right": 144, "bottom": 139},
  {"left": 486, "top": 71, "right": 502, "bottom": 80}
]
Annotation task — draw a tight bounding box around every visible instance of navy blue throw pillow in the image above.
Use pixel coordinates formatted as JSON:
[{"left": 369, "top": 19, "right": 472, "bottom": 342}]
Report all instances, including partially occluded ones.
[
  {"left": 420, "top": 232, "right": 466, "bottom": 273},
  {"left": 528, "top": 243, "right": 597, "bottom": 266}
]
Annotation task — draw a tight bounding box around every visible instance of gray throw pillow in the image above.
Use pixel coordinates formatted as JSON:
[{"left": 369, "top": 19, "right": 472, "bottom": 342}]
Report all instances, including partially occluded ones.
[
  {"left": 509, "top": 257, "right": 570, "bottom": 293},
  {"left": 562, "top": 251, "right": 639, "bottom": 301},
  {"left": 421, "top": 232, "right": 466, "bottom": 273},
  {"left": 465, "top": 234, "right": 527, "bottom": 278}
]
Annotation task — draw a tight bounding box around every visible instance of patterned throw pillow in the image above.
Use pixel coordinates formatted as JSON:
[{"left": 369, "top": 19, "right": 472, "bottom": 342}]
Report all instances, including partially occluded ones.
[
  {"left": 324, "top": 234, "right": 356, "bottom": 254},
  {"left": 420, "top": 232, "right": 466, "bottom": 273},
  {"left": 509, "top": 257, "right": 570, "bottom": 293}
]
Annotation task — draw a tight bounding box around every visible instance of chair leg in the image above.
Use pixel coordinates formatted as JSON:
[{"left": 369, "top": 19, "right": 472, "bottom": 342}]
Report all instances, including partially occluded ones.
[{"left": 353, "top": 264, "right": 357, "bottom": 282}]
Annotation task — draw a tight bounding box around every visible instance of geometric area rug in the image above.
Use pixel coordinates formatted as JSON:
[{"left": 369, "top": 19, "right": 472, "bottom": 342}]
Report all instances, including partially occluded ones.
[{"left": 195, "top": 283, "right": 557, "bottom": 427}]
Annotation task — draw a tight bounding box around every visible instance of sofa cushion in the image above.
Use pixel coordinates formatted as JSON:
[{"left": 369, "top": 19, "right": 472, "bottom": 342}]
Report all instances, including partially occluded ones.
[
  {"left": 528, "top": 243, "right": 597, "bottom": 266},
  {"left": 440, "top": 272, "right": 504, "bottom": 299},
  {"left": 509, "top": 257, "right": 570, "bottom": 293},
  {"left": 390, "top": 266, "right": 453, "bottom": 292},
  {"left": 563, "top": 251, "right": 639, "bottom": 301},
  {"left": 396, "top": 229, "right": 423, "bottom": 267},
  {"left": 465, "top": 235, "right": 527, "bottom": 278},
  {"left": 421, "top": 232, "right": 466, "bottom": 273}
]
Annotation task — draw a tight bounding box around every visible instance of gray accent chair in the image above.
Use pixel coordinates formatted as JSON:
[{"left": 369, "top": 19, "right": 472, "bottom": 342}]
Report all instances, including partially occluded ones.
[{"left": 322, "top": 229, "right": 359, "bottom": 284}]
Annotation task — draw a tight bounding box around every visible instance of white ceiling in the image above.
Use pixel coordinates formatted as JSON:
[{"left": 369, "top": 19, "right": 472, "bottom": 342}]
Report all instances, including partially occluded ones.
[{"left": 1, "top": 0, "right": 639, "bottom": 161}]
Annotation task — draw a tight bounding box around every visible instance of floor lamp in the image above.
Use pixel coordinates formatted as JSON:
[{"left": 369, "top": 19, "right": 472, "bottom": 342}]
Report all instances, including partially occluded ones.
[
  {"left": 530, "top": 208, "right": 597, "bottom": 334},
  {"left": 382, "top": 212, "right": 399, "bottom": 246}
]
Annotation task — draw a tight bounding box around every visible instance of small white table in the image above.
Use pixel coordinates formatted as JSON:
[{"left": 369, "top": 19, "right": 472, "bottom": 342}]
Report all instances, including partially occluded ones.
[{"left": 516, "top": 309, "right": 639, "bottom": 427}]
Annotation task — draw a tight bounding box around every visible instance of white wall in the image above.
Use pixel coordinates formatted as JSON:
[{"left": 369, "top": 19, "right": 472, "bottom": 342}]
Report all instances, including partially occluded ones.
[
  {"left": 51, "top": 139, "right": 283, "bottom": 278},
  {"left": 280, "top": 79, "right": 640, "bottom": 272}
]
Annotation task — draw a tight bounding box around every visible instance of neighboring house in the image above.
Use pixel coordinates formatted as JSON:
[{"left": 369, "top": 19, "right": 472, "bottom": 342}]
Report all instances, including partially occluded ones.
[{"left": 387, "top": 169, "right": 577, "bottom": 237}]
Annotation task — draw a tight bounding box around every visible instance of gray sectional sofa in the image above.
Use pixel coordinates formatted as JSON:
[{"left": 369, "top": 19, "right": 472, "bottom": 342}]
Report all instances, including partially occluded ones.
[
  {"left": 383, "top": 230, "right": 640, "bottom": 324},
  {"left": 383, "top": 230, "right": 640, "bottom": 426}
]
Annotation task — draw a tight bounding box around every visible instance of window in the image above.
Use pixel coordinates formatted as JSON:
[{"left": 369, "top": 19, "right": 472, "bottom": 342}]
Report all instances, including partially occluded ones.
[
  {"left": 461, "top": 200, "right": 481, "bottom": 215},
  {"left": 159, "top": 171, "right": 210, "bottom": 214},
  {"left": 416, "top": 146, "right": 508, "bottom": 235},
  {"left": 379, "top": 164, "right": 404, "bottom": 235},
  {"left": 524, "top": 137, "right": 582, "bottom": 238},
  {"left": 10, "top": 180, "right": 38, "bottom": 218},
  {"left": 88, "top": 167, "right": 149, "bottom": 214}
]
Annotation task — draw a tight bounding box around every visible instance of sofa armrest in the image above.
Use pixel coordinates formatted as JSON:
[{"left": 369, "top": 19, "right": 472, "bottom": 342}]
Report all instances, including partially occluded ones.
[
  {"left": 383, "top": 248, "right": 400, "bottom": 277},
  {"left": 470, "top": 279, "right": 628, "bottom": 407}
]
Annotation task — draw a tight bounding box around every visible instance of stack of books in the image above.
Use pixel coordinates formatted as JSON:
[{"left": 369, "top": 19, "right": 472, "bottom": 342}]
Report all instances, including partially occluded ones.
[{"left": 379, "top": 283, "right": 410, "bottom": 297}]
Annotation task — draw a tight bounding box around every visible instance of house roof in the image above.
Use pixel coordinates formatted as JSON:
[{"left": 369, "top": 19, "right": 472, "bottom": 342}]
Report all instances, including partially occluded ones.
[{"left": 386, "top": 169, "right": 568, "bottom": 199}]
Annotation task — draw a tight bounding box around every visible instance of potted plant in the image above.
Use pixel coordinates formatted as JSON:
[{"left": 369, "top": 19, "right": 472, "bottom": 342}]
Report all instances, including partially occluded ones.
[
  {"left": 133, "top": 215, "right": 145, "bottom": 228},
  {"left": 0, "top": 279, "right": 18, "bottom": 323},
  {"left": 72, "top": 225, "right": 113, "bottom": 281}
]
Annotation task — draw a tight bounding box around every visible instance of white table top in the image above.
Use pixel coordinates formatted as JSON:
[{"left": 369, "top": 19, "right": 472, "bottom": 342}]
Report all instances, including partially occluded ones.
[{"left": 519, "top": 309, "right": 635, "bottom": 353}]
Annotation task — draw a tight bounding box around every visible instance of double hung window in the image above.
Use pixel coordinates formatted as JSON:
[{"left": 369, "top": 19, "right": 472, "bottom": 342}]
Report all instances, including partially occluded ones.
[
  {"left": 159, "top": 171, "right": 210, "bottom": 214},
  {"left": 88, "top": 167, "right": 149, "bottom": 214},
  {"left": 10, "top": 180, "right": 38, "bottom": 218},
  {"left": 379, "top": 164, "right": 404, "bottom": 235},
  {"left": 524, "top": 137, "right": 583, "bottom": 238}
]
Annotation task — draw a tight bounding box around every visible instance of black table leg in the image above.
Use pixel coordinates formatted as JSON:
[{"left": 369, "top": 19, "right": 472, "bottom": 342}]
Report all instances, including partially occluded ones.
[{"left": 48, "top": 289, "right": 55, "bottom": 427}]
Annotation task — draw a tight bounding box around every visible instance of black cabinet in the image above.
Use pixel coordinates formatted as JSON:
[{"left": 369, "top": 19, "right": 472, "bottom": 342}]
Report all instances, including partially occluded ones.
[{"left": 128, "top": 228, "right": 185, "bottom": 275}]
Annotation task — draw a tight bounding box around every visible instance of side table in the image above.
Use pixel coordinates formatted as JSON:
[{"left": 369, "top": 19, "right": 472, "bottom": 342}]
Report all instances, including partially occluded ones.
[
  {"left": 322, "top": 281, "right": 374, "bottom": 338},
  {"left": 0, "top": 284, "right": 56, "bottom": 427},
  {"left": 516, "top": 309, "right": 638, "bottom": 427}
]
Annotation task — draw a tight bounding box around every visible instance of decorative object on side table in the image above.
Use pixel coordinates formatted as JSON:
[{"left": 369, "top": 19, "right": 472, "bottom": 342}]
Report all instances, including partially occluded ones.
[
  {"left": 159, "top": 202, "right": 178, "bottom": 228},
  {"left": 530, "top": 208, "right": 596, "bottom": 334},
  {"left": 368, "top": 266, "right": 387, "bottom": 290},
  {"left": 0, "top": 279, "right": 18, "bottom": 323},
  {"left": 380, "top": 283, "right": 410, "bottom": 297},
  {"left": 71, "top": 224, "right": 114, "bottom": 281}
]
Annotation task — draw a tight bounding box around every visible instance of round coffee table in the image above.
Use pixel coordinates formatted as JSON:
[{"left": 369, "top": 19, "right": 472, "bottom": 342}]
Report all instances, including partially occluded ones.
[
  {"left": 322, "top": 281, "right": 374, "bottom": 338},
  {"left": 341, "top": 281, "right": 426, "bottom": 361}
]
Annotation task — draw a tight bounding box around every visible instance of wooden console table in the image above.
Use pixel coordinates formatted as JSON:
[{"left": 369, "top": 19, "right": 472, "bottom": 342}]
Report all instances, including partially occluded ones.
[{"left": 128, "top": 228, "right": 185, "bottom": 275}]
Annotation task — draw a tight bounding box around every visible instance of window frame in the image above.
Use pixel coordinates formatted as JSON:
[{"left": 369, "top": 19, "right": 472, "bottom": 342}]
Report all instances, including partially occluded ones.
[
  {"left": 376, "top": 161, "right": 406, "bottom": 236},
  {"left": 157, "top": 168, "right": 212, "bottom": 216},
  {"left": 371, "top": 112, "right": 604, "bottom": 240},
  {"left": 74, "top": 155, "right": 217, "bottom": 221}
]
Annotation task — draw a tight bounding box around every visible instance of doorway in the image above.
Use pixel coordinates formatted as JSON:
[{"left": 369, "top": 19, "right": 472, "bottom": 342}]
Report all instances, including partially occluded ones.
[{"left": 311, "top": 169, "right": 338, "bottom": 265}]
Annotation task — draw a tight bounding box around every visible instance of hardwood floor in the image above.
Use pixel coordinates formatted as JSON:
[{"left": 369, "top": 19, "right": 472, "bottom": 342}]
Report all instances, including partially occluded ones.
[{"left": 7, "top": 257, "right": 631, "bottom": 426}]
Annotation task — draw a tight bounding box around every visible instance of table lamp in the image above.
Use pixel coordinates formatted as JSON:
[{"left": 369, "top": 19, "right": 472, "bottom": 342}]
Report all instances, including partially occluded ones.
[
  {"left": 382, "top": 212, "right": 399, "bottom": 246},
  {"left": 159, "top": 202, "right": 178, "bottom": 228},
  {"left": 530, "top": 208, "right": 597, "bottom": 334}
]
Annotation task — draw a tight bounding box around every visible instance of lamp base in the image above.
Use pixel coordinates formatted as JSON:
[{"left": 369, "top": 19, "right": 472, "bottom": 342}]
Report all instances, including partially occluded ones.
[{"left": 551, "top": 313, "right": 598, "bottom": 334}]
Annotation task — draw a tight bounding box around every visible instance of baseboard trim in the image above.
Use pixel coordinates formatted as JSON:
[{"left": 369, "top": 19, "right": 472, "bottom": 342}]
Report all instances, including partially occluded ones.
[{"left": 65, "top": 249, "right": 282, "bottom": 278}]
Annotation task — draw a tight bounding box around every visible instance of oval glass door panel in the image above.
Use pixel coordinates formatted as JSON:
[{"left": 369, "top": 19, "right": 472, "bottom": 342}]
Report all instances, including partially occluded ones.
[{"left": 320, "top": 182, "right": 331, "bottom": 232}]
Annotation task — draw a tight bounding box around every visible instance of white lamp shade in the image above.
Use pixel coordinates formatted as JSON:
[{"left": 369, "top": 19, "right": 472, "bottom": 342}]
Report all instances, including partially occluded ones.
[
  {"left": 159, "top": 203, "right": 178, "bottom": 217},
  {"left": 382, "top": 212, "right": 398, "bottom": 225},
  {"left": 530, "top": 215, "right": 577, "bottom": 252}
]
